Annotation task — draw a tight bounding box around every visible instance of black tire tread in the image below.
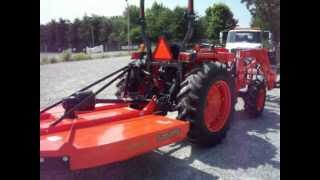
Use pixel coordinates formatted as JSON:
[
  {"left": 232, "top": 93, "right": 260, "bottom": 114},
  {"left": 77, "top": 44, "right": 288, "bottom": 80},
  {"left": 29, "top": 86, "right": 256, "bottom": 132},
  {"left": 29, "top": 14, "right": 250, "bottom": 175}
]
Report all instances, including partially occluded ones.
[
  {"left": 244, "top": 80, "right": 266, "bottom": 118},
  {"left": 177, "top": 62, "right": 235, "bottom": 147}
]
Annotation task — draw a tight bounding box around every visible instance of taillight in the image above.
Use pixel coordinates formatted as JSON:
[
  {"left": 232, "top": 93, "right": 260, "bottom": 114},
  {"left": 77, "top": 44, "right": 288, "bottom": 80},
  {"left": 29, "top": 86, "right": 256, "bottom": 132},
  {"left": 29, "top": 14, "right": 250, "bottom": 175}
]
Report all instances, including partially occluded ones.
[{"left": 179, "top": 52, "right": 192, "bottom": 62}]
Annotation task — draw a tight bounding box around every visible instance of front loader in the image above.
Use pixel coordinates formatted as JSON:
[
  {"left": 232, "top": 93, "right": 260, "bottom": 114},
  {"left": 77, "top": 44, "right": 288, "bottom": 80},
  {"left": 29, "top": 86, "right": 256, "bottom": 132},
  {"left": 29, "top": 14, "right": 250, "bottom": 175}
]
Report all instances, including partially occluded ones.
[{"left": 40, "top": 0, "right": 276, "bottom": 172}]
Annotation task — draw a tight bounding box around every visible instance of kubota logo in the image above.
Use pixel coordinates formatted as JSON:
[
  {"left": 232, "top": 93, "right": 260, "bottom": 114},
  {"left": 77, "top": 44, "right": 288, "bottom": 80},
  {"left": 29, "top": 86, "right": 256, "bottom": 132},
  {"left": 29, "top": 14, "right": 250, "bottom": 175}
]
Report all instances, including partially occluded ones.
[
  {"left": 127, "top": 139, "right": 148, "bottom": 150},
  {"left": 156, "top": 128, "right": 181, "bottom": 142}
]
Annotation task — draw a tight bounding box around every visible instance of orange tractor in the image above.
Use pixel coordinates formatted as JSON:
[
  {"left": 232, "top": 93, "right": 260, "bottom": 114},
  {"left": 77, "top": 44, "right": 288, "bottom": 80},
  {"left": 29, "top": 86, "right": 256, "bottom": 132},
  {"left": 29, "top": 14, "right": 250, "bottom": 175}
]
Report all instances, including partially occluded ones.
[{"left": 40, "top": 0, "right": 276, "bottom": 171}]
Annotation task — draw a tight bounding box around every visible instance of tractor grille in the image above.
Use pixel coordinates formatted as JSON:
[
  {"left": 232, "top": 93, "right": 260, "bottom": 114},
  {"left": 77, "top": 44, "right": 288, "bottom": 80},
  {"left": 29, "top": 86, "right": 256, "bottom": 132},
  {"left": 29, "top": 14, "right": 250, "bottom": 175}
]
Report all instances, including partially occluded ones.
[
  {"left": 230, "top": 49, "right": 237, "bottom": 54},
  {"left": 231, "top": 48, "right": 245, "bottom": 54}
]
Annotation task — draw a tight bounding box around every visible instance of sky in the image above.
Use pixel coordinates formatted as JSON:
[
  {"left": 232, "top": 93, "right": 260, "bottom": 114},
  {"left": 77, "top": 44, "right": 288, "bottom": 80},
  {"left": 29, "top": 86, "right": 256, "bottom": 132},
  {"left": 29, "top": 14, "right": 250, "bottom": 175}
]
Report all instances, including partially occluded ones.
[{"left": 40, "top": 0, "right": 251, "bottom": 27}]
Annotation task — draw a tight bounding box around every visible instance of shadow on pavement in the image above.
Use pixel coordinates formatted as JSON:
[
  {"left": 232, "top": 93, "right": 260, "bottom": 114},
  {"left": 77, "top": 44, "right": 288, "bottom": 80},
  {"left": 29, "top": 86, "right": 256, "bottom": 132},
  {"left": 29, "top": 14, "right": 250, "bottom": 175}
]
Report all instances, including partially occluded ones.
[
  {"left": 266, "top": 94, "right": 280, "bottom": 105},
  {"left": 41, "top": 151, "right": 219, "bottom": 180},
  {"left": 157, "top": 108, "right": 280, "bottom": 171}
]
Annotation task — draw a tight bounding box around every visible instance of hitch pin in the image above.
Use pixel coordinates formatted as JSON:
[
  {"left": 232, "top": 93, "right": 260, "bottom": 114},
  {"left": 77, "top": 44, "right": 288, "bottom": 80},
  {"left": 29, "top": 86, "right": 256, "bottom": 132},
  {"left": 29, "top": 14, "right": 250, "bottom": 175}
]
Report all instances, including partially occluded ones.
[{"left": 62, "top": 156, "right": 69, "bottom": 162}]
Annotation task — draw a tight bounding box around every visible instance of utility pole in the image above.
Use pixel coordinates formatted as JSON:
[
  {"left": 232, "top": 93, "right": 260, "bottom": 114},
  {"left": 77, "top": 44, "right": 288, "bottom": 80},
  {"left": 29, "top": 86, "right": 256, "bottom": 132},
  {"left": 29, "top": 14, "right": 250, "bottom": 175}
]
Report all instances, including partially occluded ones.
[{"left": 126, "top": 0, "right": 130, "bottom": 52}]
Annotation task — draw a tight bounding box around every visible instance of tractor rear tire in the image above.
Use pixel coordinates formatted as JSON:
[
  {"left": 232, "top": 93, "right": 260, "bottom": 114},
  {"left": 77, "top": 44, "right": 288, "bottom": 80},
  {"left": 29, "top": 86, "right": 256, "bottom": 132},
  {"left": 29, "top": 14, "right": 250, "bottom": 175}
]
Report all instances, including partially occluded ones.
[
  {"left": 176, "top": 62, "right": 235, "bottom": 147},
  {"left": 243, "top": 80, "right": 266, "bottom": 118}
]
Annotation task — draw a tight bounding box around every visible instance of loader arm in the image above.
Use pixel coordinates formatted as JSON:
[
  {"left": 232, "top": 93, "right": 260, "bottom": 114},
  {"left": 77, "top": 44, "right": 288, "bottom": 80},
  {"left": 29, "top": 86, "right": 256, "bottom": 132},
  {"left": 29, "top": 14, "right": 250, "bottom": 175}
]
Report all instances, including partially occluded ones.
[{"left": 238, "top": 48, "right": 277, "bottom": 90}]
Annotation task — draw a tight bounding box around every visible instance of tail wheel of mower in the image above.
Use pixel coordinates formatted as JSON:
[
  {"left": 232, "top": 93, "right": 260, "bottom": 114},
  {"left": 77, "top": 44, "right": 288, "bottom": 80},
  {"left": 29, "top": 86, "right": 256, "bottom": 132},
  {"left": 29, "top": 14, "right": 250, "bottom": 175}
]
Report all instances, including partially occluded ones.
[
  {"left": 114, "top": 69, "right": 164, "bottom": 112},
  {"left": 244, "top": 81, "right": 267, "bottom": 118},
  {"left": 115, "top": 68, "right": 146, "bottom": 99},
  {"left": 115, "top": 78, "right": 144, "bottom": 98},
  {"left": 177, "top": 62, "right": 235, "bottom": 147}
]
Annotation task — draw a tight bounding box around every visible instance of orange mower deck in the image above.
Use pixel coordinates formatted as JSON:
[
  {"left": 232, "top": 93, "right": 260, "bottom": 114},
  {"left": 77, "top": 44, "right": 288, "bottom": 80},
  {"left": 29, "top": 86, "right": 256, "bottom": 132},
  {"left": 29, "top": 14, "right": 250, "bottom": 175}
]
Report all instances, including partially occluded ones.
[{"left": 40, "top": 103, "right": 189, "bottom": 170}]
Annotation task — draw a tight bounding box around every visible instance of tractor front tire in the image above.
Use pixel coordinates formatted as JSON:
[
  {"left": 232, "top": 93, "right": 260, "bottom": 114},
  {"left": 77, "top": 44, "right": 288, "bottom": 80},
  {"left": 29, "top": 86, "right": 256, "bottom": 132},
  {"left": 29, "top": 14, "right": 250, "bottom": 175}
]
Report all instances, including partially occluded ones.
[
  {"left": 243, "top": 80, "right": 266, "bottom": 118},
  {"left": 177, "top": 62, "right": 235, "bottom": 147}
]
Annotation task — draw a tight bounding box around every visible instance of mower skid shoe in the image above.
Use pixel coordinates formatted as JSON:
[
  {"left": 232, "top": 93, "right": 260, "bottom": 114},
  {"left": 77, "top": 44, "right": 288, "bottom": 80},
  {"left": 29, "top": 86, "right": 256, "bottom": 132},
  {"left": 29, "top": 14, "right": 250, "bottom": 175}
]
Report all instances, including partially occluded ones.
[{"left": 40, "top": 113, "right": 189, "bottom": 170}]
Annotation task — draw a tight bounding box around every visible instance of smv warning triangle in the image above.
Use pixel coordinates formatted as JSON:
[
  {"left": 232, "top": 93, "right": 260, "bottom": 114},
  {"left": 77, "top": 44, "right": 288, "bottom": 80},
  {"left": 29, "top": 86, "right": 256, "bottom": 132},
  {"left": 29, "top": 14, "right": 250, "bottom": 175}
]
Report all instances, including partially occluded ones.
[{"left": 152, "top": 36, "right": 173, "bottom": 61}]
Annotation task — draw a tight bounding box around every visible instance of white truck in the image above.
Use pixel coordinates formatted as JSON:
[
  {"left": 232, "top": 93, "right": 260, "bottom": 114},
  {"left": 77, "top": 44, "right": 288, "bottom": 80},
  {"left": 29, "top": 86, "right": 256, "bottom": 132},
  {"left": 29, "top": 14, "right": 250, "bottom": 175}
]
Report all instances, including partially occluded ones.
[{"left": 220, "top": 28, "right": 277, "bottom": 65}]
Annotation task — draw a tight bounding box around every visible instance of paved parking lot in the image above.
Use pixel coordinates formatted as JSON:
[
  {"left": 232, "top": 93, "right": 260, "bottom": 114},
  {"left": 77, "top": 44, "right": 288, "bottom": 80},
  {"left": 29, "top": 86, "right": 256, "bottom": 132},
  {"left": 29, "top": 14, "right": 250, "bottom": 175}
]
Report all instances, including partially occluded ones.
[{"left": 40, "top": 57, "right": 280, "bottom": 180}]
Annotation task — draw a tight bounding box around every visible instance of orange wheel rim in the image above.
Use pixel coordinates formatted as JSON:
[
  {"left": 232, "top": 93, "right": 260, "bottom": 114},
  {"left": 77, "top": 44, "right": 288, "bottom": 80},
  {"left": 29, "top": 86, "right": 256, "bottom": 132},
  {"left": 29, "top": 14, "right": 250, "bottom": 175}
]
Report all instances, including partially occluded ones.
[{"left": 204, "top": 81, "right": 232, "bottom": 132}]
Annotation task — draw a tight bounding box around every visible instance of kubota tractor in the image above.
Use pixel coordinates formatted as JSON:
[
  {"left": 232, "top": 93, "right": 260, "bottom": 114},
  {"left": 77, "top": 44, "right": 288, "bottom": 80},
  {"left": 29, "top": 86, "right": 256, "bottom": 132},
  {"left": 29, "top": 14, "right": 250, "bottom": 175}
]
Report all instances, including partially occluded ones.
[{"left": 40, "top": 0, "right": 276, "bottom": 172}]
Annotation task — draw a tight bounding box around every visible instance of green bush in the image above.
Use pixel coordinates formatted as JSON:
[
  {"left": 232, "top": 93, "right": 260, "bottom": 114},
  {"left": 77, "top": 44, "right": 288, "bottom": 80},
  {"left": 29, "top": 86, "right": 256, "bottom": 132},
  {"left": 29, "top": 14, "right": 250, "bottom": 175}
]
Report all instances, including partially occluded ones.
[
  {"left": 72, "top": 53, "right": 92, "bottom": 61},
  {"left": 41, "top": 57, "right": 49, "bottom": 64},
  {"left": 40, "top": 51, "right": 131, "bottom": 65},
  {"left": 112, "top": 52, "right": 129, "bottom": 57},
  {"left": 60, "top": 51, "right": 72, "bottom": 61},
  {"left": 50, "top": 57, "right": 58, "bottom": 63},
  {"left": 101, "top": 54, "right": 110, "bottom": 59}
]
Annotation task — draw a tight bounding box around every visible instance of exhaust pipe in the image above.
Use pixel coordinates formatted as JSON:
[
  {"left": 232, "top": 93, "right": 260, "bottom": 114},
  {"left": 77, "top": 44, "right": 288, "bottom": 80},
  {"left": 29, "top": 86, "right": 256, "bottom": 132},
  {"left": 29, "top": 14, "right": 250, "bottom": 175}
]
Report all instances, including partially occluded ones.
[
  {"left": 139, "top": 0, "right": 152, "bottom": 65},
  {"left": 188, "top": 0, "right": 194, "bottom": 14},
  {"left": 182, "top": 0, "right": 195, "bottom": 50}
]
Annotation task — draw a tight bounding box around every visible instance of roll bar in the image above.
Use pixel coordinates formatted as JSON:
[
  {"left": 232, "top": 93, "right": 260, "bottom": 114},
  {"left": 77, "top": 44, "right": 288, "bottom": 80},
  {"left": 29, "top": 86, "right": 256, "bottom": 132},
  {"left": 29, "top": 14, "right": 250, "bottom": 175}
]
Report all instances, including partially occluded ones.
[{"left": 138, "top": 0, "right": 195, "bottom": 59}]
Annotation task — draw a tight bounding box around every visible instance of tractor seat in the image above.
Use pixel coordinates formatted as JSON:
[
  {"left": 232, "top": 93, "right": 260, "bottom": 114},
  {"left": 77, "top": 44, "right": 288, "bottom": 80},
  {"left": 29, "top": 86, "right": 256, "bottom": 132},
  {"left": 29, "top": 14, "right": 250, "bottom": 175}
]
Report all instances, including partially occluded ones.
[{"left": 170, "top": 44, "right": 181, "bottom": 60}]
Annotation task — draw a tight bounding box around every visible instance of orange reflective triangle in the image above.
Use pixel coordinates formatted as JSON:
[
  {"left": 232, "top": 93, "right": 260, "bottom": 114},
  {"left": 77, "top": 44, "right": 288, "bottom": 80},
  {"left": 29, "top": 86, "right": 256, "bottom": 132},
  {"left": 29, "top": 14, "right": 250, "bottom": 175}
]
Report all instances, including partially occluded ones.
[{"left": 152, "top": 36, "right": 173, "bottom": 60}]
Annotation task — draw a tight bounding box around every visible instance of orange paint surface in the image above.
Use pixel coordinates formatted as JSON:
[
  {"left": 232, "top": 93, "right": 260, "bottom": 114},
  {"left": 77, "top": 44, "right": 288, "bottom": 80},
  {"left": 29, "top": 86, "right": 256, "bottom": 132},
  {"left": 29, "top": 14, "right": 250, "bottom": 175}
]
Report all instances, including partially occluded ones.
[{"left": 40, "top": 103, "right": 189, "bottom": 170}]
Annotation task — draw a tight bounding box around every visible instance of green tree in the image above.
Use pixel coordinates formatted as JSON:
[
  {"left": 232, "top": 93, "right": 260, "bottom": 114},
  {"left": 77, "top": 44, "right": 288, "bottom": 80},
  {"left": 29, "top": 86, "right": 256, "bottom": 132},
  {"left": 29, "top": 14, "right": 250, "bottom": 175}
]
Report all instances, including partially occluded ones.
[
  {"left": 123, "top": 5, "right": 142, "bottom": 44},
  {"left": 169, "top": 6, "right": 188, "bottom": 41},
  {"left": 205, "top": 3, "right": 238, "bottom": 42},
  {"left": 110, "top": 16, "right": 126, "bottom": 43},
  {"left": 78, "top": 15, "right": 94, "bottom": 48},
  {"left": 40, "top": 24, "right": 48, "bottom": 52},
  {"left": 192, "top": 16, "right": 208, "bottom": 42},
  {"left": 41, "top": 3, "right": 226, "bottom": 52},
  {"left": 68, "top": 18, "right": 81, "bottom": 51},
  {"left": 241, "top": 0, "right": 280, "bottom": 43},
  {"left": 130, "top": 26, "right": 141, "bottom": 44},
  {"left": 46, "top": 20, "right": 58, "bottom": 51},
  {"left": 123, "top": 5, "right": 140, "bottom": 27},
  {"left": 145, "top": 2, "right": 174, "bottom": 42},
  {"left": 251, "top": 15, "right": 269, "bottom": 29},
  {"left": 55, "top": 18, "right": 70, "bottom": 51},
  {"left": 95, "top": 15, "right": 113, "bottom": 45}
]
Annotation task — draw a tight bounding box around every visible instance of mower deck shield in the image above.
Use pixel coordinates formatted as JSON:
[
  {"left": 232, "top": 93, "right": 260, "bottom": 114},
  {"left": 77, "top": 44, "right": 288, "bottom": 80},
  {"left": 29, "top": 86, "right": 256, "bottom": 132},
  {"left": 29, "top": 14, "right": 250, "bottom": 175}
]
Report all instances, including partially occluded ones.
[{"left": 40, "top": 104, "right": 189, "bottom": 170}]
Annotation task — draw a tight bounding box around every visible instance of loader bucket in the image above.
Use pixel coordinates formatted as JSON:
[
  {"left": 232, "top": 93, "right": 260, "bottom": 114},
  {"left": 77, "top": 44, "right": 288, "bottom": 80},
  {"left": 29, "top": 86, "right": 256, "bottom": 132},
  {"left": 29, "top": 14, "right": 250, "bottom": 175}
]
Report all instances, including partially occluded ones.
[{"left": 40, "top": 102, "right": 189, "bottom": 170}]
